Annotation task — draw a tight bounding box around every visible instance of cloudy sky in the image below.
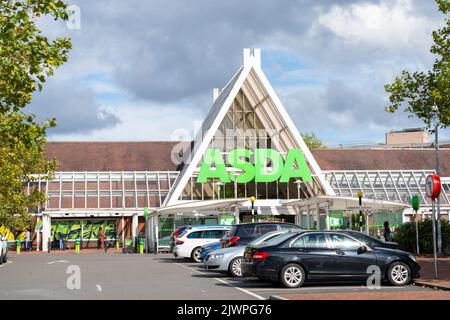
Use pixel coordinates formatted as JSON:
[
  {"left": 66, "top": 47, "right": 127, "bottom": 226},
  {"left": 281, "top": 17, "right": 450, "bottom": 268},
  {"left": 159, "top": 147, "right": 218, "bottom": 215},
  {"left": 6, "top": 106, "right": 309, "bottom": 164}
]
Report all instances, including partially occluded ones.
[{"left": 28, "top": 0, "right": 449, "bottom": 146}]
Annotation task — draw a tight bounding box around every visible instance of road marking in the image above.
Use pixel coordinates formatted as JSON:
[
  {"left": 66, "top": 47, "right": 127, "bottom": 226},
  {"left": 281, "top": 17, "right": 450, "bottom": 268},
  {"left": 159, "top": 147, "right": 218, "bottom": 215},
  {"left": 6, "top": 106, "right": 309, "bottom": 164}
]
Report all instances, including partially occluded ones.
[
  {"left": 47, "top": 260, "right": 69, "bottom": 265},
  {"left": 174, "top": 263, "right": 265, "bottom": 300},
  {"left": 0, "top": 261, "right": 12, "bottom": 268},
  {"left": 96, "top": 284, "right": 102, "bottom": 292}
]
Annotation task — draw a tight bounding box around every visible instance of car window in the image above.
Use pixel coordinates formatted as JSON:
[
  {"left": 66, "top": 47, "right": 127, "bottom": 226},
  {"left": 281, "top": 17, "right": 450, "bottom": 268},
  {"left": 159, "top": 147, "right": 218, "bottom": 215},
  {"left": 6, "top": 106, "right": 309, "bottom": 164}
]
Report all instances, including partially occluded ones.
[
  {"left": 300, "top": 233, "right": 328, "bottom": 248},
  {"left": 203, "top": 230, "right": 226, "bottom": 239},
  {"left": 329, "top": 234, "right": 361, "bottom": 250},
  {"left": 187, "top": 231, "right": 203, "bottom": 239},
  {"left": 291, "top": 236, "right": 305, "bottom": 248},
  {"left": 250, "top": 232, "right": 282, "bottom": 245},
  {"left": 255, "top": 224, "right": 278, "bottom": 234},
  {"left": 279, "top": 224, "right": 299, "bottom": 230}
]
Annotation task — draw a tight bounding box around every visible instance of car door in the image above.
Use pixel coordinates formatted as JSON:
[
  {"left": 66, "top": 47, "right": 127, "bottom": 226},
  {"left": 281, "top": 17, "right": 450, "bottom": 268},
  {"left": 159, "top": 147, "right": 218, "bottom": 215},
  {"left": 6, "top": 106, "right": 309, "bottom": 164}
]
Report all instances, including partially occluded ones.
[
  {"left": 327, "top": 233, "right": 377, "bottom": 277},
  {"left": 289, "top": 232, "right": 337, "bottom": 276}
]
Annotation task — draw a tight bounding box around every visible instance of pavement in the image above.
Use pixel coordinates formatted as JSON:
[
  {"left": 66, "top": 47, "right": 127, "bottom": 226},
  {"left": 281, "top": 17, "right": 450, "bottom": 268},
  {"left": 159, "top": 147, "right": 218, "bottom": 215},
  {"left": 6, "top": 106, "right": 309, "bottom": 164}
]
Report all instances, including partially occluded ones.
[
  {"left": 1, "top": 251, "right": 448, "bottom": 300},
  {"left": 413, "top": 257, "right": 450, "bottom": 290}
]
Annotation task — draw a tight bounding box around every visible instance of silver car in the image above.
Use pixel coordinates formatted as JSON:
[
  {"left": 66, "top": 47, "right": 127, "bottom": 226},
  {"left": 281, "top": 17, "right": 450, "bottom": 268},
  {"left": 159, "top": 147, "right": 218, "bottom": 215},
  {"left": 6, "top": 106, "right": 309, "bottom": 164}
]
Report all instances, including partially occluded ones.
[{"left": 203, "top": 229, "right": 296, "bottom": 277}]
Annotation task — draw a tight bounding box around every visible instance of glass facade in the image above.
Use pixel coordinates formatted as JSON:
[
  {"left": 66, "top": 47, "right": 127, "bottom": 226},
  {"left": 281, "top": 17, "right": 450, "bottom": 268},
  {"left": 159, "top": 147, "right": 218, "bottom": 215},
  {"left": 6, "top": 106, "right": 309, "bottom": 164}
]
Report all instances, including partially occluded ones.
[
  {"left": 28, "top": 171, "right": 179, "bottom": 212},
  {"left": 180, "top": 89, "right": 320, "bottom": 201},
  {"left": 324, "top": 170, "right": 450, "bottom": 206}
]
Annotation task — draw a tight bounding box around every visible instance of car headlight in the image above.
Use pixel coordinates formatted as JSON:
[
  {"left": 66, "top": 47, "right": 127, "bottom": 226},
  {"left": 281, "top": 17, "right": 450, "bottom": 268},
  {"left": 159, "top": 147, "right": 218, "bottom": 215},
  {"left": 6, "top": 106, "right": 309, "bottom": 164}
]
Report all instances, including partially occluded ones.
[
  {"left": 408, "top": 255, "right": 417, "bottom": 262},
  {"left": 212, "top": 254, "right": 224, "bottom": 259}
]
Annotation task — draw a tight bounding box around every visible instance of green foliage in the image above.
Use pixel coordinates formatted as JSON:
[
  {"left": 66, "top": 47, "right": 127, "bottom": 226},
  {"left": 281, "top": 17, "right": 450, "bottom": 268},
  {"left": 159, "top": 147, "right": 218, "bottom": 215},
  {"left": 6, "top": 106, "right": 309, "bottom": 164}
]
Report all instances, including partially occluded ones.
[
  {"left": 0, "top": 0, "right": 71, "bottom": 228},
  {"left": 394, "top": 219, "right": 450, "bottom": 254},
  {"left": 0, "top": 0, "right": 71, "bottom": 112},
  {"left": 385, "top": 0, "right": 450, "bottom": 130},
  {"left": 300, "top": 132, "right": 326, "bottom": 149}
]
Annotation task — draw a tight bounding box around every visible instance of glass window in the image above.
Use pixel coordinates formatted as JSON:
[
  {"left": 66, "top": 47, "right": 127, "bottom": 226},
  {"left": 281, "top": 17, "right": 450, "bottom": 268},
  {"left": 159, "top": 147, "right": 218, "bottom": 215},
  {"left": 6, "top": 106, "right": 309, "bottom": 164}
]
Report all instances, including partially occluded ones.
[
  {"left": 301, "top": 233, "right": 328, "bottom": 248},
  {"left": 187, "top": 231, "right": 203, "bottom": 239},
  {"left": 329, "top": 234, "right": 361, "bottom": 250},
  {"left": 203, "top": 230, "right": 226, "bottom": 239},
  {"left": 255, "top": 224, "right": 278, "bottom": 234},
  {"left": 291, "top": 236, "right": 305, "bottom": 248}
]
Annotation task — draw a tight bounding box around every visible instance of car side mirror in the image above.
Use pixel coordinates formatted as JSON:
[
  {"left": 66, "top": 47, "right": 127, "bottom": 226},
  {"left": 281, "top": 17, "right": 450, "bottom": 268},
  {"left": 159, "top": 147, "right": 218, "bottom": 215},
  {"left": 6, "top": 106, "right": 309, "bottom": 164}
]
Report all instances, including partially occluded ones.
[{"left": 357, "top": 246, "right": 367, "bottom": 254}]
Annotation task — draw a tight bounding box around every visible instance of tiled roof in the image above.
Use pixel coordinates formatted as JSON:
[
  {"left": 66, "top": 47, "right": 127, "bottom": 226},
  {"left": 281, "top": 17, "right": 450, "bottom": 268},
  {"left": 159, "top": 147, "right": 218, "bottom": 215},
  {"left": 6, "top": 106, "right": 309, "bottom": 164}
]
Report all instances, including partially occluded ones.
[
  {"left": 45, "top": 141, "right": 190, "bottom": 172},
  {"left": 45, "top": 142, "right": 450, "bottom": 176},
  {"left": 312, "top": 148, "right": 450, "bottom": 176}
]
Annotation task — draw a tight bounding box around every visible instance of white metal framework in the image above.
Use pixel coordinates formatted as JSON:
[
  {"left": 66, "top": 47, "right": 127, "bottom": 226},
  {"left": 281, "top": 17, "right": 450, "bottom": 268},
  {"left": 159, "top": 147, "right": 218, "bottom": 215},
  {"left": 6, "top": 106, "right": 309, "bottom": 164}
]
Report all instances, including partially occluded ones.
[{"left": 324, "top": 170, "right": 450, "bottom": 206}]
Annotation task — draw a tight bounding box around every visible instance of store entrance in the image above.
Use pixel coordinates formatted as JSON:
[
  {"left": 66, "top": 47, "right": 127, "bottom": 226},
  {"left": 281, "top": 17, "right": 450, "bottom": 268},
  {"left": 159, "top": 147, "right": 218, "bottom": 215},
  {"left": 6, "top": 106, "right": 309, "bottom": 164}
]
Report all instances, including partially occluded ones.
[{"left": 239, "top": 210, "right": 295, "bottom": 224}]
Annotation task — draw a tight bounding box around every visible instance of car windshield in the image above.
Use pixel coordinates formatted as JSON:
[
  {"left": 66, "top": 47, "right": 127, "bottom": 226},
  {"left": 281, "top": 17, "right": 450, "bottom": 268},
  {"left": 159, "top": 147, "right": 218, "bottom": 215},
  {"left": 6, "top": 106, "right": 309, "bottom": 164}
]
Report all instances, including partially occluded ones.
[
  {"left": 256, "top": 231, "right": 300, "bottom": 247},
  {"left": 248, "top": 231, "right": 284, "bottom": 246}
]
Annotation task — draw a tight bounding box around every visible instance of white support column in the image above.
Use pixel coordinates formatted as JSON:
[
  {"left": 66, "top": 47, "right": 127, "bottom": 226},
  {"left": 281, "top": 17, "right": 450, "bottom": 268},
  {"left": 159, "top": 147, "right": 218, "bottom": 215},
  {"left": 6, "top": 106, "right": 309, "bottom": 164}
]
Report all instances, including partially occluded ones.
[
  {"left": 42, "top": 214, "right": 51, "bottom": 252},
  {"left": 306, "top": 207, "right": 311, "bottom": 229},
  {"left": 132, "top": 213, "right": 138, "bottom": 238},
  {"left": 316, "top": 204, "right": 321, "bottom": 230},
  {"left": 234, "top": 203, "right": 240, "bottom": 224},
  {"left": 325, "top": 202, "right": 330, "bottom": 230},
  {"left": 36, "top": 216, "right": 41, "bottom": 252}
]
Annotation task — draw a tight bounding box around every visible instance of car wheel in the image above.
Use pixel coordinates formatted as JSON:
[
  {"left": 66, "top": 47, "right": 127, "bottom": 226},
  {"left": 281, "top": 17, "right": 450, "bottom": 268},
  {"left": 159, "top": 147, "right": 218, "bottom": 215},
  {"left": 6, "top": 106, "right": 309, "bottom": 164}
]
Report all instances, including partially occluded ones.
[
  {"left": 191, "top": 247, "right": 202, "bottom": 263},
  {"left": 280, "top": 263, "right": 306, "bottom": 288},
  {"left": 0, "top": 252, "right": 3, "bottom": 265},
  {"left": 387, "top": 261, "right": 411, "bottom": 286},
  {"left": 2, "top": 254, "right": 6, "bottom": 263},
  {"left": 228, "top": 257, "right": 243, "bottom": 277}
]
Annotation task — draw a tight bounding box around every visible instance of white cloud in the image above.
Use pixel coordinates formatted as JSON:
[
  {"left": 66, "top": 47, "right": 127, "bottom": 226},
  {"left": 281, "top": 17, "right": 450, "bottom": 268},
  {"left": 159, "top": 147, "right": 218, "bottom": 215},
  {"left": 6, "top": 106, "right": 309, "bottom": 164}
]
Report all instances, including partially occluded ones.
[{"left": 317, "top": 0, "right": 435, "bottom": 51}]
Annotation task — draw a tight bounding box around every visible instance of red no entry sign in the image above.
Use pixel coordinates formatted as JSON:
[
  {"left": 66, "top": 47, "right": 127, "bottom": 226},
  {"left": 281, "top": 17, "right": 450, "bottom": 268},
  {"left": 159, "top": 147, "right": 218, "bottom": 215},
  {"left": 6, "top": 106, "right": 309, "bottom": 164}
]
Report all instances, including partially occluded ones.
[{"left": 425, "top": 174, "right": 441, "bottom": 200}]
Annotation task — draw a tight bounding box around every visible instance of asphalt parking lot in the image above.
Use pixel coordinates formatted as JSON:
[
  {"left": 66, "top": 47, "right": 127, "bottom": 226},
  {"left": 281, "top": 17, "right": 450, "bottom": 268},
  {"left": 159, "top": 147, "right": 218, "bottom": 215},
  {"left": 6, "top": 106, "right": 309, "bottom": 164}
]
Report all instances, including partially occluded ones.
[{"left": 0, "top": 252, "right": 441, "bottom": 300}]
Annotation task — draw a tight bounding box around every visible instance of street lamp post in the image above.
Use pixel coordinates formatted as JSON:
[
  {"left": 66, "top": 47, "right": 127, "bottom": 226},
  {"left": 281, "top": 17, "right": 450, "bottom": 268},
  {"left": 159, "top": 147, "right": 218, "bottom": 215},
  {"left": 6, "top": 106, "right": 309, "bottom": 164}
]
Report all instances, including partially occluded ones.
[
  {"left": 411, "top": 195, "right": 420, "bottom": 255},
  {"left": 250, "top": 196, "right": 256, "bottom": 223},
  {"left": 357, "top": 191, "right": 363, "bottom": 233}
]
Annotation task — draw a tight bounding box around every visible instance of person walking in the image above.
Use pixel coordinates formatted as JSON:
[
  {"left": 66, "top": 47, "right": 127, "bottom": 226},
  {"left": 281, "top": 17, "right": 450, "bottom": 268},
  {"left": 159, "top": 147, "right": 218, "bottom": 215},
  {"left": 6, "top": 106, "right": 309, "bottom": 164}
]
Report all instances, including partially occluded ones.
[
  {"left": 24, "top": 229, "right": 31, "bottom": 251},
  {"left": 98, "top": 227, "right": 105, "bottom": 251},
  {"left": 59, "top": 231, "right": 65, "bottom": 250},
  {"left": 383, "top": 221, "right": 392, "bottom": 242}
]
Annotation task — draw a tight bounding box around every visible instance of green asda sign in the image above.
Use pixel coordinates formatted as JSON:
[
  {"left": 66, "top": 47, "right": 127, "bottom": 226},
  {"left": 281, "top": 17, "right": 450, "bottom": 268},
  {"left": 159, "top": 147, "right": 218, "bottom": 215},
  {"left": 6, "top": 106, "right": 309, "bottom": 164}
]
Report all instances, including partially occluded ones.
[{"left": 197, "top": 148, "right": 312, "bottom": 184}]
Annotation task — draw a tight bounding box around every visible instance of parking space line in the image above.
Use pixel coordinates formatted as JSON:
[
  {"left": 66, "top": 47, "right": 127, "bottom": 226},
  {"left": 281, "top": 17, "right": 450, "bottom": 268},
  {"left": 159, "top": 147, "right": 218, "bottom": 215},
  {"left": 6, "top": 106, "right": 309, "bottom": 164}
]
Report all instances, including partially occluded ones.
[{"left": 174, "top": 263, "right": 265, "bottom": 300}]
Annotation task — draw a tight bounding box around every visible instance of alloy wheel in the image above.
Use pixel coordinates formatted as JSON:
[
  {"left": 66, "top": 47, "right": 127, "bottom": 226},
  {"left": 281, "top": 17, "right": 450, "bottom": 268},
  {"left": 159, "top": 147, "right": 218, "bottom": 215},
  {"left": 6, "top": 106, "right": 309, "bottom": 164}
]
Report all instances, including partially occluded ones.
[
  {"left": 284, "top": 266, "right": 303, "bottom": 286},
  {"left": 231, "top": 258, "right": 243, "bottom": 277},
  {"left": 193, "top": 248, "right": 202, "bottom": 262},
  {"left": 390, "top": 264, "right": 409, "bottom": 285}
]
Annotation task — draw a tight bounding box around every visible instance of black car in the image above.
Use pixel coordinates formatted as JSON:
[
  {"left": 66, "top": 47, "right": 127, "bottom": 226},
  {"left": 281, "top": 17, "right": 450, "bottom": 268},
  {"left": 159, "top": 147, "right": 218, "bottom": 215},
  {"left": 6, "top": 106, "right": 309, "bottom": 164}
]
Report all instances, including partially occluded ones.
[
  {"left": 337, "top": 230, "right": 399, "bottom": 249},
  {"left": 241, "top": 230, "right": 420, "bottom": 288},
  {"left": 221, "top": 222, "right": 302, "bottom": 248}
]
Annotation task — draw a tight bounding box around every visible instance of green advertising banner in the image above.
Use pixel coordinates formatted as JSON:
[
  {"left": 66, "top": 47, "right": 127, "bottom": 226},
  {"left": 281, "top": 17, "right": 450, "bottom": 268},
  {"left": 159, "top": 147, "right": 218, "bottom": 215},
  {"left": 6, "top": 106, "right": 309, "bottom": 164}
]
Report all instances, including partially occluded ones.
[{"left": 51, "top": 220, "right": 117, "bottom": 240}]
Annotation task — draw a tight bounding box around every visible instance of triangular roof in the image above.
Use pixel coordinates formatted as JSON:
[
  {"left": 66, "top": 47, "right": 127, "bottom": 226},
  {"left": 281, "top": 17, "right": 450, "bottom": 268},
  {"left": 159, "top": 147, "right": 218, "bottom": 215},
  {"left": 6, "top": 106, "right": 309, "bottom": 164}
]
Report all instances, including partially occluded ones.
[{"left": 164, "top": 48, "right": 335, "bottom": 206}]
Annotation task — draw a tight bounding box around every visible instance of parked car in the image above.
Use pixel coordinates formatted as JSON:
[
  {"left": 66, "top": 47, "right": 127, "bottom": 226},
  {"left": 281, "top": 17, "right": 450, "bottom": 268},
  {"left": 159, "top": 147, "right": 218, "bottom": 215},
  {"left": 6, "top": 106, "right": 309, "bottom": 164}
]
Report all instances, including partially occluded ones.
[
  {"left": 204, "top": 229, "right": 297, "bottom": 277},
  {"left": 170, "top": 225, "right": 230, "bottom": 252},
  {"left": 0, "top": 233, "right": 8, "bottom": 265},
  {"left": 337, "top": 230, "right": 399, "bottom": 249},
  {"left": 173, "top": 226, "right": 231, "bottom": 262},
  {"left": 242, "top": 230, "right": 420, "bottom": 288},
  {"left": 200, "top": 241, "right": 221, "bottom": 262},
  {"left": 220, "top": 222, "right": 302, "bottom": 248}
]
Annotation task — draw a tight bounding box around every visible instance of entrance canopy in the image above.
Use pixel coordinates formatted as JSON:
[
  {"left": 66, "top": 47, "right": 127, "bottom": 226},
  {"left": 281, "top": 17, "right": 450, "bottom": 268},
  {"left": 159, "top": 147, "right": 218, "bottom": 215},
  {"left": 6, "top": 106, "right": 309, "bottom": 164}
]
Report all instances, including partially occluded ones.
[
  {"left": 156, "top": 199, "right": 247, "bottom": 215},
  {"left": 284, "top": 196, "right": 410, "bottom": 212}
]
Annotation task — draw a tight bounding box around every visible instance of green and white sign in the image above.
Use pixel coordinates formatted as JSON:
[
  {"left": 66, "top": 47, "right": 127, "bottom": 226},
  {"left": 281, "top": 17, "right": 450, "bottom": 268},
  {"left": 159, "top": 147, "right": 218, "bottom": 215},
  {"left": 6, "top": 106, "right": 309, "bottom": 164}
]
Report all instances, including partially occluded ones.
[{"left": 197, "top": 148, "right": 312, "bottom": 184}]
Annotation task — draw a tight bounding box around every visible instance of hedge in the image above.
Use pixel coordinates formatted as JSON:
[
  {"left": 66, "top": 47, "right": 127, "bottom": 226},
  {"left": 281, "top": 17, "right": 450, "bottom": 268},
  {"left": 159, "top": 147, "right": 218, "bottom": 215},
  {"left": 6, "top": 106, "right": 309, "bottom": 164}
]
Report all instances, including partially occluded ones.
[{"left": 393, "top": 219, "right": 450, "bottom": 254}]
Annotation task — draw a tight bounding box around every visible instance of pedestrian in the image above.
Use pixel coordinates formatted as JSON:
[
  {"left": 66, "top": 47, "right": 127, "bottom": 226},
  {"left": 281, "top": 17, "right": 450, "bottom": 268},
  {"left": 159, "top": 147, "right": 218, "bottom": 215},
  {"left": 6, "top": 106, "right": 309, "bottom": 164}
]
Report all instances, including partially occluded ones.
[
  {"left": 98, "top": 227, "right": 105, "bottom": 251},
  {"left": 312, "top": 221, "right": 317, "bottom": 230},
  {"left": 59, "top": 231, "right": 65, "bottom": 250},
  {"left": 383, "top": 221, "right": 392, "bottom": 242},
  {"left": 24, "top": 228, "right": 31, "bottom": 251}
]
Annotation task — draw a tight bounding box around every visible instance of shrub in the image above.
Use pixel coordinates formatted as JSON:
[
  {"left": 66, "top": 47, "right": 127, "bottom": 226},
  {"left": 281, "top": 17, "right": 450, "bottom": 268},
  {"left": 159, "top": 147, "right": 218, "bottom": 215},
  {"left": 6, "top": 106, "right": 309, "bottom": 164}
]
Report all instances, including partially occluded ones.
[{"left": 394, "top": 219, "right": 450, "bottom": 254}]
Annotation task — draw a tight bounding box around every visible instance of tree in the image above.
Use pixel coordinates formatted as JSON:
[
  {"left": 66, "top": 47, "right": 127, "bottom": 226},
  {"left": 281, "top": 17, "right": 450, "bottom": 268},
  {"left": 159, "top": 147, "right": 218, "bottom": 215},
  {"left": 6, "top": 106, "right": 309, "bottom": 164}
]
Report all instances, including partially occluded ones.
[
  {"left": 384, "top": 0, "right": 450, "bottom": 129},
  {"left": 0, "top": 0, "right": 72, "bottom": 229},
  {"left": 301, "top": 132, "right": 326, "bottom": 149}
]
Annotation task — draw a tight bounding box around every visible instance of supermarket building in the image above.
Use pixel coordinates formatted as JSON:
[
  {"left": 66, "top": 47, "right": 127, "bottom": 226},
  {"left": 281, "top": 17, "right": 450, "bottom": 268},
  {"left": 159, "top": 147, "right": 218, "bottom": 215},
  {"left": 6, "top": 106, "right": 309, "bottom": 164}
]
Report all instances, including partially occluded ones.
[{"left": 27, "top": 49, "right": 450, "bottom": 251}]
